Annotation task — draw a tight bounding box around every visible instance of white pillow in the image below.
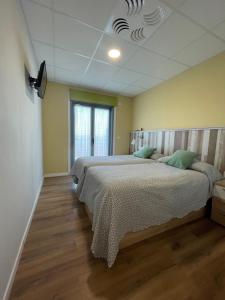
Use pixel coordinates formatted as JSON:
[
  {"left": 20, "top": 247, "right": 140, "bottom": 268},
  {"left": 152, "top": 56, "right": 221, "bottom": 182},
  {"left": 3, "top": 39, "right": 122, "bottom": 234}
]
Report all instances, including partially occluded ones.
[
  {"left": 190, "top": 161, "right": 223, "bottom": 183},
  {"left": 157, "top": 155, "right": 172, "bottom": 163},
  {"left": 151, "top": 153, "right": 165, "bottom": 160}
]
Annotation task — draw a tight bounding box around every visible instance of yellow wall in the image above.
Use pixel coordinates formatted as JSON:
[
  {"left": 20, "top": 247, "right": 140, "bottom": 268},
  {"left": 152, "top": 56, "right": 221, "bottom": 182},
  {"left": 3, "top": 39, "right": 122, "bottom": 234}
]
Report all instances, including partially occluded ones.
[
  {"left": 133, "top": 52, "right": 225, "bottom": 130},
  {"left": 43, "top": 82, "right": 133, "bottom": 174},
  {"left": 115, "top": 96, "right": 133, "bottom": 155},
  {"left": 43, "top": 82, "right": 69, "bottom": 174}
]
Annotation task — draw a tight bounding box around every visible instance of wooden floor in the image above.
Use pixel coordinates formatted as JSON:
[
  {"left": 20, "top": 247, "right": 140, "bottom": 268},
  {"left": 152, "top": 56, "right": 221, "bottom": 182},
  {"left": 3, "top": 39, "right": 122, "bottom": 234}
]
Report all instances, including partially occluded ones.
[{"left": 10, "top": 176, "right": 225, "bottom": 300}]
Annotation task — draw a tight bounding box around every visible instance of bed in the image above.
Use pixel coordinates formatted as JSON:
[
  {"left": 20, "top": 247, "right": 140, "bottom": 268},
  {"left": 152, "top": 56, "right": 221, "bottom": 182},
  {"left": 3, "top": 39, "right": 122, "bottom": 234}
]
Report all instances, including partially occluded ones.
[
  {"left": 70, "top": 154, "right": 156, "bottom": 194},
  {"left": 79, "top": 162, "right": 218, "bottom": 267}
]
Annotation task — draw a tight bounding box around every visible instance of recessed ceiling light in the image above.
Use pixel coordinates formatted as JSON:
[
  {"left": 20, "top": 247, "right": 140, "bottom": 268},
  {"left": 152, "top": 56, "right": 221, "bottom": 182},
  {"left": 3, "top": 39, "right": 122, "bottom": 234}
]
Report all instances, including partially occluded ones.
[{"left": 108, "top": 48, "right": 121, "bottom": 59}]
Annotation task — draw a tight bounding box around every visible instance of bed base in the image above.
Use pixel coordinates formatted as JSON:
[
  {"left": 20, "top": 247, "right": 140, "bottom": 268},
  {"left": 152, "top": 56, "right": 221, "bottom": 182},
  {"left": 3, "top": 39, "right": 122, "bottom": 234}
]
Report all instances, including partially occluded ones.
[{"left": 84, "top": 205, "right": 206, "bottom": 249}]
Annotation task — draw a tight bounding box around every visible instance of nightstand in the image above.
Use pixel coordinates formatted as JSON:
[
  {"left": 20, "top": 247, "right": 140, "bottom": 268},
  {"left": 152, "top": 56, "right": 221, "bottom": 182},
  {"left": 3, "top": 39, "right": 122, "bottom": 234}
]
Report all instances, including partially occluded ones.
[{"left": 211, "top": 179, "right": 225, "bottom": 227}]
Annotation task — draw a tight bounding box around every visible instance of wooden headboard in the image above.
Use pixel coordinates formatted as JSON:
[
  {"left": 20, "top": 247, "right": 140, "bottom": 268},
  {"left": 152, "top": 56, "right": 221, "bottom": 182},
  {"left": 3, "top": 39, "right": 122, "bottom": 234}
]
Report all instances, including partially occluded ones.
[{"left": 130, "top": 128, "right": 225, "bottom": 174}]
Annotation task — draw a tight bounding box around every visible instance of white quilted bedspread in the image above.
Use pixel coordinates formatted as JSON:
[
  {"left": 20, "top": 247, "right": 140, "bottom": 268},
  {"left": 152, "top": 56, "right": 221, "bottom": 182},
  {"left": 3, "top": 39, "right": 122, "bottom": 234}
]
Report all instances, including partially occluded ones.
[{"left": 79, "top": 163, "right": 210, "bottom": 267}]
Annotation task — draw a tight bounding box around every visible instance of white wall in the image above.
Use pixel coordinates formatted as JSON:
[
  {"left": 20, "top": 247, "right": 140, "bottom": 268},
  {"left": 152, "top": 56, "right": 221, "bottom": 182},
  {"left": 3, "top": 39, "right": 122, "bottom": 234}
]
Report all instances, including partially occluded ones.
[{"left": 0, "top": 0, "right": 43, "bottom": 299}]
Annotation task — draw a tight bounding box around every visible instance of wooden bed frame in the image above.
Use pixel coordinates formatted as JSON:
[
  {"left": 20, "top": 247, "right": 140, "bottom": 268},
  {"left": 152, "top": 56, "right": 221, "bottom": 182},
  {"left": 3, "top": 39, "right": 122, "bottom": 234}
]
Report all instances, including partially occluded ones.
[{"left": 84, "top": 204, "right": 206, "bottom": 249}]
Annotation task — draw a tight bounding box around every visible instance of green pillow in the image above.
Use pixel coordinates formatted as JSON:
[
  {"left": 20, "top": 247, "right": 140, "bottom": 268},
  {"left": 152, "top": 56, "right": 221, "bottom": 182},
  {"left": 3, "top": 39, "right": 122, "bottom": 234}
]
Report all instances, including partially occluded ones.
[
  {"left": 134, "top": 147, "right": 156, "bottom": 159},
  {"left": 167, "top": 150, "right": 197, "bottom": 169}
]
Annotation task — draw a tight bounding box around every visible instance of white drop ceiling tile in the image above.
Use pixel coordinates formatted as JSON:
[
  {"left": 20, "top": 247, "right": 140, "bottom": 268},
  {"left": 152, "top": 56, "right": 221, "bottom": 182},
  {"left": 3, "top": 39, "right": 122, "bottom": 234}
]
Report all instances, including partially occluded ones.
[
  {"left": 105, "top": 81, "right": 128, "bottom": 93},
  {"left": 54, "top": 0, "right": 116, "bottom": 30},
  {"left": 54, "top": 48, "right": 90, "bottom": 74},
  {"left": 178, "top": 0, "right": 225, "bottom": 29},
  {"left": 82, "top": 61, "right": 119, "bottom": 87},
  {"left": 122, "top": 85, "right": 146, "bottom": 96},
  {"left": 156, "top": 58, "right": 187, "bottom": 79},
  {"left": 125, "top": 48, "right": 186, "bottom": 79},
  {"left": 80, "top": 78, "right": 108, "bottom": 91},
  {"left": 134, "top": 76, "right": 163, "bottom": 89},
  {"left": 94, "top": 35, "right": 138, "bottom": 66},
  {"left": 33, "top": 41, "right": 54, "bottom": 66},
  {"left": 21, "top": 0, "right": 53, "bottom": 44},
  {"left": 33, "top": 0, "right": 53, "bottom": 8},
  {"left": 175, "top": 33, "right": 225, "bottom": 66},
  {"left": 105, "top": 0, "right": 173, "bottom": 45},
  {"left": 121, "top": 92, "right": 134, "bottom": 97},
  {"left": 144, "top": 12, "right": 205, "bottom": 58},
  {"left": 161, "top": 0, "right": 186, "bottom": 8},
  {"left": 112, "top": 69, "right": 143, "bottom": 85},
  {"left": 54, "top": 67, "right": 82, "bottom": 85},
  {"left": 54, "top": 13, "right": 102, "bottom": 57},
  {"left": 213, "top": 21, "right": 225, "bottom": 41},
  {"left": 125, "top": 48, "right": 164, "bottom": 76}
]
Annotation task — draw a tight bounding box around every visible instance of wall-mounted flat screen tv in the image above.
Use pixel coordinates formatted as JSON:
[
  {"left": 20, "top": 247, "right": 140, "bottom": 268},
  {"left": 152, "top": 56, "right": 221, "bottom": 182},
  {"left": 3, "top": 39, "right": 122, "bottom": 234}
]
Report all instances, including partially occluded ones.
[
  {"left": 36, "top": 61, "right": 47, "bottom": 99},
  {"left": 29, "top": 61, "right": 47, "bottom": 99}
]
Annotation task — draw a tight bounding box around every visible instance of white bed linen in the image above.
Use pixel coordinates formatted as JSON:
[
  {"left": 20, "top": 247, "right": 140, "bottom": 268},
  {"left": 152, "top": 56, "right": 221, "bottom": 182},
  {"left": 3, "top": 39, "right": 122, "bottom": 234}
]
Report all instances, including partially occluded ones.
[{"left": 79, "top": 163, "right": 210, "bottom": 267}]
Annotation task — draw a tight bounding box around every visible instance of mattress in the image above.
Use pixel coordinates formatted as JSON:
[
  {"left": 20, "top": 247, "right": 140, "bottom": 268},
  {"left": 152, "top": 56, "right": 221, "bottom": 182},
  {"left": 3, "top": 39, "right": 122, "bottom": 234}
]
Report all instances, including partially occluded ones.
[{"left": 79, "top": 162, "right": 211, "bottom": 267}]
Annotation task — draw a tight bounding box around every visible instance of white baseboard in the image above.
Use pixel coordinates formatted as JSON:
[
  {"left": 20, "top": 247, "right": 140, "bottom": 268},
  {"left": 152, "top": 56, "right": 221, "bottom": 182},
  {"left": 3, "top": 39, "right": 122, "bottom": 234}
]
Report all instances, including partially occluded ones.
[
  {"left": 44, "top": 172, "right": 69, "bottom": 178},
  {"left": 3, "top": 177, "right": 44, "bottom": 300}
]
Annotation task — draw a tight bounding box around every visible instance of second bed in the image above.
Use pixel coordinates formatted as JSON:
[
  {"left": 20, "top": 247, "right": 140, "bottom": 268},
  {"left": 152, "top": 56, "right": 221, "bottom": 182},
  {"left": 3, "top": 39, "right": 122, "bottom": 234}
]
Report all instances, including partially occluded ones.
[{"left": 70, "top": 154, "right": 158, "bottom": 194}]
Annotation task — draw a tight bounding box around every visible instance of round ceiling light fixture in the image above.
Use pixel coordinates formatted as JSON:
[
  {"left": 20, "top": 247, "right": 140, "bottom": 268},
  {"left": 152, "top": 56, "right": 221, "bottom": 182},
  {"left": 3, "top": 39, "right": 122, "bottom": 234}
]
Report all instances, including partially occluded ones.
[{"left": 108, "top": 48, "right": 121, "bottom": 59}]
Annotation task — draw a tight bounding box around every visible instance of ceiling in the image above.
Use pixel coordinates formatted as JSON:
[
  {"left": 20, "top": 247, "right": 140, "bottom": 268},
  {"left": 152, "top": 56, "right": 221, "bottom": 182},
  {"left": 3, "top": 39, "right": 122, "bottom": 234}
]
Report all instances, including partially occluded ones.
[{"left": 21, "top": 0, "right": 225, "bottom": 97}]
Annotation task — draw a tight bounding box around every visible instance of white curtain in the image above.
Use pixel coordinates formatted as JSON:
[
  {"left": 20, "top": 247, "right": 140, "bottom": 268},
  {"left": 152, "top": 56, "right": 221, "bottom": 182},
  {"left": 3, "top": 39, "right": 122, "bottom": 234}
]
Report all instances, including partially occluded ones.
[
  {"left": 94, "top": 108, "right": 110, "bottom": 156},
  {"left": 74, "top": 105, "right": 91, "bottom": 160}
]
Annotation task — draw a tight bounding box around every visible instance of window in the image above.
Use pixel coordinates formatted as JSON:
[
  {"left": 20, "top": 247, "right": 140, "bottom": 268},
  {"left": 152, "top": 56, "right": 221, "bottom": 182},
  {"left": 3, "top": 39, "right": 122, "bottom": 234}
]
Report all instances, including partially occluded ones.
[{"left": 70, "top": 101, "right": 114, "bottom": 164}]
